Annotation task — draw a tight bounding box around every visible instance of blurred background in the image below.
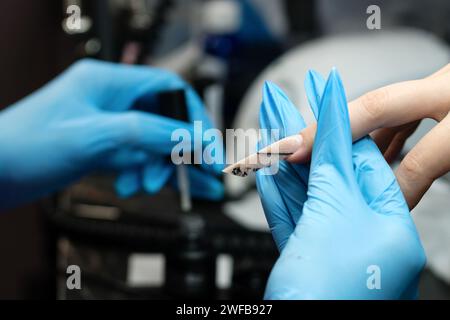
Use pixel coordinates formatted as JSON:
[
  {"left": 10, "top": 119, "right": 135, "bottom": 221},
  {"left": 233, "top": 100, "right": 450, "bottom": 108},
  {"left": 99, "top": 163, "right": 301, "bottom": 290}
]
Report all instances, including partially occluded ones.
[{"left": 1, "top": 0, "right": 450, "bottom": 299}]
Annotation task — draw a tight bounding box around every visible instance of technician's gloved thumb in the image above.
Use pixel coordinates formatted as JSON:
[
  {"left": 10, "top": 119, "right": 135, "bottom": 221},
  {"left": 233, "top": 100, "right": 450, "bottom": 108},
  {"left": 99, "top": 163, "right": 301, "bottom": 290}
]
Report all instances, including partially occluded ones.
[{"left": 307, "top": 69, "right": 359, "bottom": 203}]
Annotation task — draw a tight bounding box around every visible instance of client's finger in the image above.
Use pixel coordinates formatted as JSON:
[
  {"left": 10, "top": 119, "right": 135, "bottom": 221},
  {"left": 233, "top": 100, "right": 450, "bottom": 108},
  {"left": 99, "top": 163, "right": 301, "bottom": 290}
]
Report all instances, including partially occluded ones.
[
  {"left": 371, "top": 121, "right": 421, "bottom": 163},
  {"left": 288, "top": 64, "right": 450, "bottom": 163},
  {"left": 396, "top": 112, "right": 450, "bottom": 209},
  {"left": 382, "top": 121, "right": 421, "bottom": 163}
]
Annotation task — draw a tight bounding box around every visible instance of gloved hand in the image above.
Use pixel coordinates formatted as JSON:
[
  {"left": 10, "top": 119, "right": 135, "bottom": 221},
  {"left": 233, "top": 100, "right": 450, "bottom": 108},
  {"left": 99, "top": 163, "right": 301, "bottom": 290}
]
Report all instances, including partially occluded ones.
[
  {"left": 0, "top": 59, "right": 223, "bottom": 210},
  {"left": 256, "top": 69, "right": 426, "bottom": 299}
]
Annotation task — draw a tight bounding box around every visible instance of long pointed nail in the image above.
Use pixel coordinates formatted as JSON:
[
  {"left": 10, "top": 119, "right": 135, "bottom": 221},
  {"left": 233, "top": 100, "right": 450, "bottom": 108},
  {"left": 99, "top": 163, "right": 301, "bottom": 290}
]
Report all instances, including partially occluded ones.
[{"left": 223, "top": 135, "right": 303, "bottom": 177}]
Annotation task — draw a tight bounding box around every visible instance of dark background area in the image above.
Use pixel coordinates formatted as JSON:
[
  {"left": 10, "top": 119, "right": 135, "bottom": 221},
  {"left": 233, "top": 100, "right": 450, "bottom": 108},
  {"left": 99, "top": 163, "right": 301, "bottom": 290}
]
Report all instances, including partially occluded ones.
[{"left": 0, "top": 1, "right": 76, "bottom": 299}]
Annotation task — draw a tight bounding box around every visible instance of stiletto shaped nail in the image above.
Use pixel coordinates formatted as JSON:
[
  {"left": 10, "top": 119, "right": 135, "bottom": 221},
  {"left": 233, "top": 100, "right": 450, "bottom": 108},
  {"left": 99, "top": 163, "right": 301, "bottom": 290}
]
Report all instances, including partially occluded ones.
[{"left": 223, "top": 134, "right": 303, "bottom": 177}]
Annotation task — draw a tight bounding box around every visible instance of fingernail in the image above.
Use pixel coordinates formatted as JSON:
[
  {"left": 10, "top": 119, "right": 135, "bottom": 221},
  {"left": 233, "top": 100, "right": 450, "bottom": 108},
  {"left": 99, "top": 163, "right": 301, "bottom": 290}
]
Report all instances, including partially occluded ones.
[{"left": 222, "top": 134, "right": 303, "bottom": 176}]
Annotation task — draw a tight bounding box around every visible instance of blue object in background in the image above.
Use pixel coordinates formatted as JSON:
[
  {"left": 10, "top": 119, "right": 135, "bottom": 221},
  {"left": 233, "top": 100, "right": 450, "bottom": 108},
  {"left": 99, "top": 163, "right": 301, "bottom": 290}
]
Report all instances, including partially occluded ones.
[
  {"left": 256, "top": 69, "right": 426, "bottom": 299},
  {"left": 203, "top": 0, "right": 279, "bottom": 60},
  {"left": 237, "top": 0, "right": 277, "bottom": 44}
]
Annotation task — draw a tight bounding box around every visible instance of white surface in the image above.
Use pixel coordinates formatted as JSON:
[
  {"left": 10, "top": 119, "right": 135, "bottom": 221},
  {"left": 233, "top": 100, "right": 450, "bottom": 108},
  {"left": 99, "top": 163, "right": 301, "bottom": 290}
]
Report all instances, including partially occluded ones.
[
  {"left": 201, "top": 0, "right": 241, "bottom": 34},
  {"left": 223, "top": 190, "right": 269, "bottom": 231},
  {"left": 127, "top": 254, "right": 165, "bottom": 287},
  {"left": 216, "top": 254, "right": 234, "bottom": 289}
]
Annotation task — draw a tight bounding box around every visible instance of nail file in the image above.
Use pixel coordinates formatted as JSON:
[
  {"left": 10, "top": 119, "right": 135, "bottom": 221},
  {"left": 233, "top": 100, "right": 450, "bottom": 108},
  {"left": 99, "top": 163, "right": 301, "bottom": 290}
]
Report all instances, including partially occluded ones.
[{"left": 223, "top": 135, "right": 302, "bottom": 177}]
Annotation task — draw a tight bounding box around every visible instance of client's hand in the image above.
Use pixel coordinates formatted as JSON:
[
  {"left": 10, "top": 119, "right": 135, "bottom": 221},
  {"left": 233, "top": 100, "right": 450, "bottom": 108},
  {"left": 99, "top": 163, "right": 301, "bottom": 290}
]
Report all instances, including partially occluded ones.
[{"left": 288, "top": 64, "right": 450, "bottom": 209}]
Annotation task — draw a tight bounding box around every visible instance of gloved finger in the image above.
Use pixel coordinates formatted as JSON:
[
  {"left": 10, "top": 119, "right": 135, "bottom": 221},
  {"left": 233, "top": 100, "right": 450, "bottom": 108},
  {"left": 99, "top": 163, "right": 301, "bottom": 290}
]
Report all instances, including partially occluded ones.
[
  {"left": 304, "top": 69, "right": 326, "bottom": 120},
  {"left": 70, "top": 59, "right": 186, "bottom": 112},
  {"left": 284, "top": 70, "right": 324, "bottom": 163},
  {"left": 113, "top": 159, "right": 176, "bottom": 198},
  {"left": 308, "top": 69, "right": 357, "bottom": 191},
  {"left": 256, "top": 168, "right": 295, "bottom": 252},
  {"left": 115, "top": 169, "right": 141, "bottom": 198},
  {"left": 256, "top": 135, "right": 303, "bottom": 252},
  {"left": 185, "top": 87, "right": 224, "bottom": 175},
  {"left": 83, "top": 111, "right": 211, "bottom": 160},
  {"left": 399, "top": 275, "right": 421, "bottom": 300},
  {"left": 283, "top": 69, "right": 325, "bottom": 164},
  {"left": 102, "top": 148, "right": 149, "bottom": 170},
  {"left": 114, "top": 154, "right": 171, "bottom": 197},
  {"left": 142, "top": 160, "right": 174, "bottom": 194},
  {"left": 288, "top": 64, "right": 450, "bottom": 164},
  {"left": 169, "top": 165, "right": 224, "bottom": 200},
  {"left": 259, "top": 82, "right": 309, "bottom": 224},
  {"left": 396, "top": 113, "right": 450, "bottom": 210},
  {"left": 352, "top": 136, "right": 406, "bottom": 214},
  {"left": 302, "top": 69, "right": 366, "bottom": 218},
  {"left": 257, "top": 95, "right": 296, "bottom": 251},
  {"left": 110, "top": 100, "right": 222, "bottom": 176},
  {"left": 260, "top": 82, "right": 307, "bottom": 136}
]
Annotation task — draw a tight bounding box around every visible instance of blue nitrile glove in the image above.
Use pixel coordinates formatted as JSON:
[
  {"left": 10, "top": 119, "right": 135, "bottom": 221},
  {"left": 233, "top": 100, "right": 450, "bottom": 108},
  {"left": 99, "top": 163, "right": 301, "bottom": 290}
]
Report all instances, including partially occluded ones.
[
  {"left": 256, "top": 69, "right": 426, "bottom": 299},
  {"left": 0, "top": 59, "right": 223, "bottom": 210}
]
